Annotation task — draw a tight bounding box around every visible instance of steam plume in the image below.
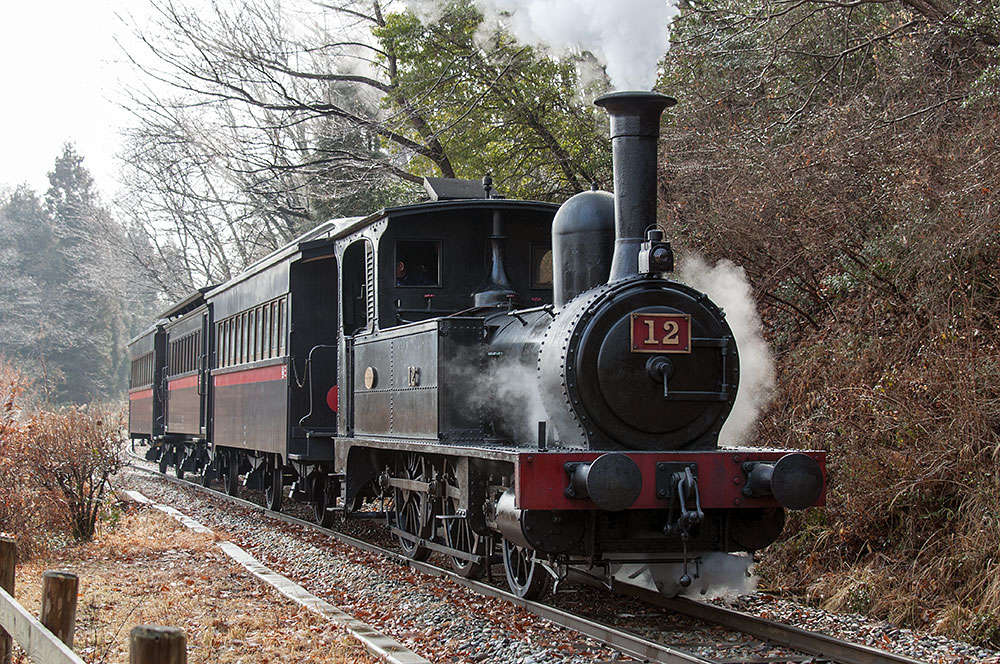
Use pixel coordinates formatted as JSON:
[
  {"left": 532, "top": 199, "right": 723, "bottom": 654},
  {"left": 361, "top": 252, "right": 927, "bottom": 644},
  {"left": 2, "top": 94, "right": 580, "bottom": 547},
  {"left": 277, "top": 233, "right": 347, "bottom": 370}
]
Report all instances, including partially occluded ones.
[
  {"left": 478, "top": 0, "right": 681, "bottom": 90},
  {"left": 678, "top": 255, "right": 776, "bottom": 446},
  {"left": 409, "top": 0, "right": 682, "bottom": 90}
]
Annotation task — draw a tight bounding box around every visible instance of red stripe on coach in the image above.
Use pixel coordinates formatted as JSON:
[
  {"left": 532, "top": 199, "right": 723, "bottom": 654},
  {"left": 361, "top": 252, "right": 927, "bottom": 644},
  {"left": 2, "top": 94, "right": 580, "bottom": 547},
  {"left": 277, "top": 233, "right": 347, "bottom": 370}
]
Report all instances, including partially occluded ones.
[
  {"left": 168, "top": 375, "right": 198, "bottom": 391},
  {"left": 129, "top": 388, "right": 153, "bottom": 401},
  {"left": 213, "top": 364, "right": 286, "bottom": 387}
]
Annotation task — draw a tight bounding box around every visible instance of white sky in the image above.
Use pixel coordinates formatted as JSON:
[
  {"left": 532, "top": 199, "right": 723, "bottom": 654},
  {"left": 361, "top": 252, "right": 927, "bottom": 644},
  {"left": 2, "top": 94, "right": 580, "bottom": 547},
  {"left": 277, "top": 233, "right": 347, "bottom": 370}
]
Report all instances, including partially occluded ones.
[{"left": 0, "top": 1, "right": 154, "bottom": 199}]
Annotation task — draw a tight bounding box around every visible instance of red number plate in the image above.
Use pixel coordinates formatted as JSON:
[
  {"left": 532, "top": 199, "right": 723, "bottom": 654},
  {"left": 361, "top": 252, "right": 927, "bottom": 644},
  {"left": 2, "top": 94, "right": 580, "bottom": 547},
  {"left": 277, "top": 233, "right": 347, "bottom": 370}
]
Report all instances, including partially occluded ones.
[{"left": 630, "top": 313, "right": 692, "bottom": 353}]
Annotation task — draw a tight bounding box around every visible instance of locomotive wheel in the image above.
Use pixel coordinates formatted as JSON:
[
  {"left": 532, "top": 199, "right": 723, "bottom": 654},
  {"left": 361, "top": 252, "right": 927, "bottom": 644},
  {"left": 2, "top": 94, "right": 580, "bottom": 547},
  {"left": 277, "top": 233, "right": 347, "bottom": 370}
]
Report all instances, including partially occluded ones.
[
  {"left": 264, "top": 455, "right": 283, "bottom": 512},
  {"left": 502, "top": 539, "right": 551, "bottom": 600},
  {"left": 312, "top": 475, "right": 336, "bottom": 528},
  {"left": 442, "top": 460, "right": 484, "bottom": 578},
  {"left": 174, "top": 445, "right": 186, "bottom": 480},
  {"left": 393, "top": 453, "right": 431, "bottom": 561},
  {"left": 223, "top": 452, "right": 240, "bottom": 497}
]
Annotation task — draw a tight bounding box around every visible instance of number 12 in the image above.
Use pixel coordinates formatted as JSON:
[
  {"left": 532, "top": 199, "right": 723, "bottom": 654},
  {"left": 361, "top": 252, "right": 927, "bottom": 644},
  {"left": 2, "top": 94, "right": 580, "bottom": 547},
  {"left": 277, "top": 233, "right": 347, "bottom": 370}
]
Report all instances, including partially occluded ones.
[{"left": 644, "top": 319, "right": 680, "bottom": 345}]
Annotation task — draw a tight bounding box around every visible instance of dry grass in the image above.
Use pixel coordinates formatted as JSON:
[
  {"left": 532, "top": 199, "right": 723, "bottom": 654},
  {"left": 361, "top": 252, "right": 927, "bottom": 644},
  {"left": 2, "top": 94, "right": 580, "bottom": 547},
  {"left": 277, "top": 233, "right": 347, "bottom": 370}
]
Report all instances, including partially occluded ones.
[{"left": 10, "top": 504, "right": 376, "bottom": 664}]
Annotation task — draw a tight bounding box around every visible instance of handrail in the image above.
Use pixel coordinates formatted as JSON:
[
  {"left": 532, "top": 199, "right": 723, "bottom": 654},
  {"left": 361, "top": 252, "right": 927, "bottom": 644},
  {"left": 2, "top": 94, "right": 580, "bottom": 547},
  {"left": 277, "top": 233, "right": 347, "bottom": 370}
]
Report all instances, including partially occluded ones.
[{"left": 0, "top": 586, "right": 85, "bottom": 664}]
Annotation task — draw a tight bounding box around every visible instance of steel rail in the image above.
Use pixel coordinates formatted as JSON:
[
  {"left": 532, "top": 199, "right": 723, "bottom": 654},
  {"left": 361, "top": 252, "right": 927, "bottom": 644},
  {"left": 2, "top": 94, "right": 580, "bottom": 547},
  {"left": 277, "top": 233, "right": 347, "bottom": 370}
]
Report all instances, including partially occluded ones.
[
  {"left": 617, "top": 585, "right": 928, "bottom": 664},
  {"left": 124, "top": 456, "right": 929, "bottom": 664}
]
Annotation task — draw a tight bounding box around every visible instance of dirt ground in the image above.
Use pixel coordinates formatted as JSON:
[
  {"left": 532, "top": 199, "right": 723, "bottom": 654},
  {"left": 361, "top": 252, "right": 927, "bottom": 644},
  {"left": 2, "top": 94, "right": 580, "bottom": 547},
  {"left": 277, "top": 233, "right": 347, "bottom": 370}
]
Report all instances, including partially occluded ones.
[{"left": 9, "top": 501, "right": 377, "bottom": 664}]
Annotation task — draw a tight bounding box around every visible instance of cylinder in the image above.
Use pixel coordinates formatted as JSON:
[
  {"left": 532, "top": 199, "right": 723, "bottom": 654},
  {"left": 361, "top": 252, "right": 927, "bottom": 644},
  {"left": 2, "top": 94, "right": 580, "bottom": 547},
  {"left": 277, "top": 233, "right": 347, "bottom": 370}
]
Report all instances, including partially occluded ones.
[
  {"left": 551, "top": 189, "right": 615, "bottom": 308},
  {"left": 593, "top": 91, "right": 677, "bottom": 282}
]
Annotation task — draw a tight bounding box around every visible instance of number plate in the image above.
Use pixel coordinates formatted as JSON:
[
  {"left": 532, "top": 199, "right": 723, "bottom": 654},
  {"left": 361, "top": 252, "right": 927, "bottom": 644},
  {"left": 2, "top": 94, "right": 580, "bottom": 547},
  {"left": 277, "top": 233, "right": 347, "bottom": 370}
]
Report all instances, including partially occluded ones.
[{"left": 630, "top": 313, "right": 692, "bottom": 354}]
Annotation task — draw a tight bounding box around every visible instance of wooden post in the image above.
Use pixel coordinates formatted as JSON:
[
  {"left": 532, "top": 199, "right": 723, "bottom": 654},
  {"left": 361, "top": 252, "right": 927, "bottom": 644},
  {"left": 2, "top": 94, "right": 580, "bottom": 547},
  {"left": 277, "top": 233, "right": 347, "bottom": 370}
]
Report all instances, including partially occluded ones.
[
  {"left": 129, "top": 625, "right": 186, "bottom": 664},
  {"left": 40, "top": 571, "right": 78, "bottom": 649},
  {"left": 0, "top": 537, "right": 14, "bottom": 664}
]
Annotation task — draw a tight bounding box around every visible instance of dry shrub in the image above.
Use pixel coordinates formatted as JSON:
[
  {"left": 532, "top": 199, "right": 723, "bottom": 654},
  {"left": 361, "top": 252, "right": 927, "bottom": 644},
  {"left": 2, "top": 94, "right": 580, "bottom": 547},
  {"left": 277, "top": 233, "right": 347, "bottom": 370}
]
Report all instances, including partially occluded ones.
[
  {"left": 17, "top": 405, "right": 126, "bottom": 543},
  {"left": 0, "top": 360, "right": 60, "bottom": 559}
]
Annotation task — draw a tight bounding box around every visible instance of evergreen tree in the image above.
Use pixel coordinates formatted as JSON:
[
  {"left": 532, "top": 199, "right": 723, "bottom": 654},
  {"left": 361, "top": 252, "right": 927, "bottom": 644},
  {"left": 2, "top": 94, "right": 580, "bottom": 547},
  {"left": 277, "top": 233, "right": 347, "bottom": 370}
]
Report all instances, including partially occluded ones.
[{"left": 0, "top": 146, "right": 158, "bottom": 403}]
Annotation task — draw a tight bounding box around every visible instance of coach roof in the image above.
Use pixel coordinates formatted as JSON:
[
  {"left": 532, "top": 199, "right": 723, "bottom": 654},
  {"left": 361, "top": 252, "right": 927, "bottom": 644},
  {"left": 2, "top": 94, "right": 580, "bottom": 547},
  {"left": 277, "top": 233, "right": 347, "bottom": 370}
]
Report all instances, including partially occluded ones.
[{"left": 200, "top": 199, "right": 557, "bottom": 301}]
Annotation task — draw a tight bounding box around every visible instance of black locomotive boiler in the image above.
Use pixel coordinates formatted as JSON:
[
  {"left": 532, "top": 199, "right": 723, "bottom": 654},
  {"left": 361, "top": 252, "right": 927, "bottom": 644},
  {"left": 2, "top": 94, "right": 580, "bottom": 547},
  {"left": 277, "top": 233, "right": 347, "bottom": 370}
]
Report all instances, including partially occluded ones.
[{"left": 128, "top": 91, "right": 826, "bottom": 599}]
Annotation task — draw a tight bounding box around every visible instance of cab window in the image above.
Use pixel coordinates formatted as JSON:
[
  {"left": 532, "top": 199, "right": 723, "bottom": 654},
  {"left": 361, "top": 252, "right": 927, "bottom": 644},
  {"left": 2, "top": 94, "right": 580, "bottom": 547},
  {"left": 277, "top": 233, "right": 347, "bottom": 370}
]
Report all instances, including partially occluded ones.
[
  {"left": 530, "top": 243, "right": 553, "bottom": 289},
  {"left": 395, "top": 240, "right": 440, "bottom": 287}
]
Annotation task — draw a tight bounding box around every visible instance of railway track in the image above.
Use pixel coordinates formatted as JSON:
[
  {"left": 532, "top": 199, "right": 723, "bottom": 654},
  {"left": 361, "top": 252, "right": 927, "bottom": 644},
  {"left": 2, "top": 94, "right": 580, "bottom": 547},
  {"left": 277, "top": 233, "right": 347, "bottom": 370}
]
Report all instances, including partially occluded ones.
[{"left": 123, "top": 454, "right": 927, "bottom": 664}]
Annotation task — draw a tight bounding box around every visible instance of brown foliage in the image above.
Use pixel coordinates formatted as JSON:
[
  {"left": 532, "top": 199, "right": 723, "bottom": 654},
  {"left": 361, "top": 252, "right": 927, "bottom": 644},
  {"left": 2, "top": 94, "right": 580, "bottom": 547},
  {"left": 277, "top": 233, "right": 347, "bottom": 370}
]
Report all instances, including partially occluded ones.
[
  {"left": 0, "top": 361, "right": 59, "bottom": 559},
  {"left": 17, "top": 406, "right": 125, "bottom": 543},
  {"left": 1, "top": 358, "right": 125, "bottom": 557},
  {"left": 660, "top": 6, "right": 1000, "bottom": 644}
]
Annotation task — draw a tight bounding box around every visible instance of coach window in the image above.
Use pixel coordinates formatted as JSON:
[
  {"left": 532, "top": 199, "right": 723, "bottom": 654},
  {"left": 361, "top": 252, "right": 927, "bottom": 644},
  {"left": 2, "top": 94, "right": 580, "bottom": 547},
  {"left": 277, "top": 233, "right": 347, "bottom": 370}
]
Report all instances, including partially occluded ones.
[
  {"left": 258, "top": 306, "right": 266, "bottom": 360},
  {"left": 241, "top": 312, "right": 248, "bottom": 364},
  {"left": 253, "top": 308, "right": 261, "bottom": 362},
  {"left": 395, "top": 240, "right": 440, "bottom": 287},
  {"left": 530, "top": 243, "right": 553, "bottom": 289},
  {"left": 277, "top": 299, "right": 286, "bottom": 356},
  {"left": 270, "top": 302, "right": 278, "bottom": 357},
  {"left": 247, "top": 310, "right": 255, "bottom": 363},
  {"left": 220, "top": 322, "right": 228, "bottom": 368},
  {"left": 242, "top": 312, "right": 249, "bottom": 364},
  {"left": 235, "top": 315, "right": 242, "bottom": 365},
  {"left": 262, "top": 305, "right": 271, "bottom": 359}
]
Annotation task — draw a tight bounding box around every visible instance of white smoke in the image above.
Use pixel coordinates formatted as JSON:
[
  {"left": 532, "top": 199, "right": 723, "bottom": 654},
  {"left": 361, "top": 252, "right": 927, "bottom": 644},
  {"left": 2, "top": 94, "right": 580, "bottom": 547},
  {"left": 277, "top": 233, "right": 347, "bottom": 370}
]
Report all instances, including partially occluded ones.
[
  {"left": 678, "top": 255, "right": 776, "bottom": 447},
  {"left": 408, "top": 0, "right": 682, "bottom": 91},
  {"left": 682, "top": 552, "right": 757, "bottom": 600},
  {"left": 614, "top": 553, "right": 757, "bottom": 599}
]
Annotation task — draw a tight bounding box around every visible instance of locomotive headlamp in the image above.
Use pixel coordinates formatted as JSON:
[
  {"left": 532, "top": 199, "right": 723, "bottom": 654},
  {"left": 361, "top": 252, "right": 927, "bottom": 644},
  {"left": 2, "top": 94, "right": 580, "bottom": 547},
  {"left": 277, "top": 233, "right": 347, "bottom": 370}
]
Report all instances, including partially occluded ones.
[{"left": 638, "top": 228, "right": 674, "bottom": 274}]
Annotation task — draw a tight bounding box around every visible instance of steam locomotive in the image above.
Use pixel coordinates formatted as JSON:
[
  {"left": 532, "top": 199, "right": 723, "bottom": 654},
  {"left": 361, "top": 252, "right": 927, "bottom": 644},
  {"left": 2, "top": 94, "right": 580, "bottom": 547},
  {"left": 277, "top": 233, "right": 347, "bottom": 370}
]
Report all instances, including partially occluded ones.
[{"left": 128, "top": 91, "right": 826, "bottom": 599}]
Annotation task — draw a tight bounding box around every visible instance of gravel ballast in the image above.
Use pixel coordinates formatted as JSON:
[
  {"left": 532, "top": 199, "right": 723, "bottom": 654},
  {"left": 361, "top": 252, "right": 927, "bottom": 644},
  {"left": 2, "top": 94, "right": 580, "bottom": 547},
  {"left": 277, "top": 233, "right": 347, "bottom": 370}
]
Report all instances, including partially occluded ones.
[{"left": 119, "top": 466, "right": 1000, "bottom": 664}]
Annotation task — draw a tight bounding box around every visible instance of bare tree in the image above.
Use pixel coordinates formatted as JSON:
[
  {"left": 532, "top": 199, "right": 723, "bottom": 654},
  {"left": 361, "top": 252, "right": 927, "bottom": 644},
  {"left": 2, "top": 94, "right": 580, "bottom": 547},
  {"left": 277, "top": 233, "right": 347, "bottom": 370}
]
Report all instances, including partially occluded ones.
[{"left": 115, "top": 0, "right": 614, "bottom": 294}]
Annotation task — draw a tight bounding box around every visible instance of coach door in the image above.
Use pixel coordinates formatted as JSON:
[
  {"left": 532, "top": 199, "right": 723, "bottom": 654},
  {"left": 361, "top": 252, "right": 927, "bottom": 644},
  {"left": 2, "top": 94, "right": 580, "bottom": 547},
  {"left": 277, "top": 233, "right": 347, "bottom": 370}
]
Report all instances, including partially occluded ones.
[
  {"left": 289, "top": 255, "right": 339, "bottom": 436},
  {"left": 199, "top": 309, "right": 211, "bottom": 438}
]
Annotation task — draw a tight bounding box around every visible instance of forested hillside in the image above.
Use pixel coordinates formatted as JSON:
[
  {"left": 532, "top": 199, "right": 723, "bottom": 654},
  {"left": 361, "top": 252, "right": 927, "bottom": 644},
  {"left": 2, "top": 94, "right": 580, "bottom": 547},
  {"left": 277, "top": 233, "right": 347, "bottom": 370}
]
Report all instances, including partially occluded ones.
[{"left": 657, "top": 0, "right": 1000, "bottom": 644}]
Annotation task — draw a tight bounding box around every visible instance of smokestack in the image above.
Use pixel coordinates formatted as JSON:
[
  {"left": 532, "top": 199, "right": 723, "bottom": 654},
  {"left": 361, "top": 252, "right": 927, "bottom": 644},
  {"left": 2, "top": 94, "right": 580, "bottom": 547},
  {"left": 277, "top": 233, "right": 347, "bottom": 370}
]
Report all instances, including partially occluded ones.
[{"left": 594, "top": 91, "right": 676, "bottom": 282}]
